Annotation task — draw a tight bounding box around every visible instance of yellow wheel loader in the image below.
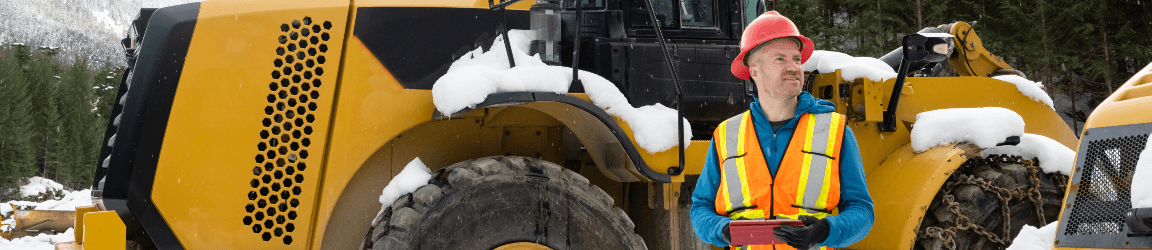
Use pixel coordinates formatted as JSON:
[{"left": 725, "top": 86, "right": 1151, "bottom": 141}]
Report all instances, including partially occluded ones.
[
  {"left": 1048, "top": 62, "right": 1152, "bottom": 249},
  {"left": 53, "top": 0, "right": 1076, "bottom": 249}
]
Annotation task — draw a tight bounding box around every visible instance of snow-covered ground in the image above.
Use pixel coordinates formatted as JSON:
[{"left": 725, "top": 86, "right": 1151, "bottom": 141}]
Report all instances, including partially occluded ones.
[
  {"left": 1006, "top": 222, "right": 1058, "bottom": 250},
  {"left": 1, "top": 177, "right": 93, "bottom": 250},
  {"left": 431, "top": 30, "right": 691, "bottom": 153}
]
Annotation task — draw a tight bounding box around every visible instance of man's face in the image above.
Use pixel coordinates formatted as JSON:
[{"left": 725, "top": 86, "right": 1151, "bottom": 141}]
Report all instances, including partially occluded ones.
[{"left": 747, "top": 40, "right": 803, "bottom": 100}]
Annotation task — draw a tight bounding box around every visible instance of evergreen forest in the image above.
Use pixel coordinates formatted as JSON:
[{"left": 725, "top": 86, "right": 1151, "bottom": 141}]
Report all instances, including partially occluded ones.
[
  {"left": 0, "top": 45, "right": 122, "bottom": 199},
  {"left": 775, "top": 0, "right": 1151, "bottom": 131}
]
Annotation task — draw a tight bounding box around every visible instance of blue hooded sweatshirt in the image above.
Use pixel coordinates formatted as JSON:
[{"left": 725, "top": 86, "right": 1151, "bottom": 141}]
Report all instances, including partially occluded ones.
[{"left": 690, "top": 92, "right": 875, "bottom": 247}]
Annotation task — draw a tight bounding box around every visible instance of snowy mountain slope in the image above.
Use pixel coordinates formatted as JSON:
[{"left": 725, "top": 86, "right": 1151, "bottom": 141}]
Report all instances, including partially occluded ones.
[{"left": 0, "top": 0, "right": 203, "bottom": 67}]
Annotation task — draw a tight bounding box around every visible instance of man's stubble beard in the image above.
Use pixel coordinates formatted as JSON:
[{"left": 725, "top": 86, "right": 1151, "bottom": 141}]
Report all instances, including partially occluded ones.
[{"left": 761, "top": 83, "right": 802, "bottom": 100}]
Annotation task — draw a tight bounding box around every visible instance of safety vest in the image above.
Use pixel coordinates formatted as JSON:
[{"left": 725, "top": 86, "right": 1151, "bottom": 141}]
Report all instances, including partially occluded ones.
[{"left": 713, "top": 110, "right": 846, "bottom": 250}]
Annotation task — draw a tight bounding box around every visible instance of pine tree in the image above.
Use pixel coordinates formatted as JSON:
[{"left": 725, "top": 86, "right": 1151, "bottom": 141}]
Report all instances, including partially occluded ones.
[
  {"left": 55, "top": 56, "right": 95, "bottom": 188},
  {"left": 21, "top": 48, "right": 63, "bottom": 180},
  {"left": 0, "top": 46, "right": 39, "bottom": 197}
]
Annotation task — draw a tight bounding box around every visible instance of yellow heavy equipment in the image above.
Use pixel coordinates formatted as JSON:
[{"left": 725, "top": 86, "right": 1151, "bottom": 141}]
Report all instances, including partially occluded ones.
[
  {"left": 56, "top": 0, "right": 1077, "bottom": 249},
  {"left": 1049, "top": 62, "right": 1152, "bottom": 249}
]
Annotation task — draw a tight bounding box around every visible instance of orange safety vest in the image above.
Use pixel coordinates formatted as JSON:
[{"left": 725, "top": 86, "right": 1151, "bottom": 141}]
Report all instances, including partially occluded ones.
[{"left": 713, "top": 110, "right": 846, "bottom": 250}]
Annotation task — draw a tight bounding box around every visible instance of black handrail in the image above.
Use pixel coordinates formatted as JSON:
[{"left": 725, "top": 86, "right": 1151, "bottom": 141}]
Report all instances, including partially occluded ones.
[
  {"left": 489, "top": 0, "right": 525, "bottom": 67},
  {"left": 639, "top": 0, "right": 686, "bottom": 176}
]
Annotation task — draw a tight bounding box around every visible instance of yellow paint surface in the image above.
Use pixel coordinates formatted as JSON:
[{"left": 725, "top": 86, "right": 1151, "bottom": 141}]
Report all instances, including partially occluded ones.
[{"left": 151, "top": 0, "right": 348, "bottom": 248}]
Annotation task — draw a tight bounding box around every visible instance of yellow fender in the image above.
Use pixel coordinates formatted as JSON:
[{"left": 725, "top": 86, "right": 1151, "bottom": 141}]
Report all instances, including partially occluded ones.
[{"left": 852, "top": 142, "right": 982, "bottom": 249}]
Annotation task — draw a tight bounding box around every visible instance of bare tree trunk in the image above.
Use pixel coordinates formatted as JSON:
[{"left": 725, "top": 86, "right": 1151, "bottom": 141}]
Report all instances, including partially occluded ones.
[
  {"left": 1042, "top": 0, "right": 1056, "bottom": 102},
  {"left": 1098, "top": 7, "right": 1115, "bottom": 93},
  {"left": 1069, "top": 72, "right": 1080, "bottom": 134},
  {"left": 877, "top": 0, "right": 885, "bottom": 55},
  {"left": 1143, "top": 0, "right": 1152, "bottom": 45},
  {"left": 916, "top": 0, "right": 924, "bottom": 29}
]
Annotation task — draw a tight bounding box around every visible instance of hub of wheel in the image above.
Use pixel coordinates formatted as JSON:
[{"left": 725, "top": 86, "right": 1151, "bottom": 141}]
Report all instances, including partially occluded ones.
[{"left": 494, "top": 242, "right": 554, "bottom": 250}]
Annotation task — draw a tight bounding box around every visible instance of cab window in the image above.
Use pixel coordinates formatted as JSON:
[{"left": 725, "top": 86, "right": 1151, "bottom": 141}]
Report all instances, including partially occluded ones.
[
  {"left": 563, "top": 0, "right": 605, "bottom": 9},
  {"left": 679, "top": 0, "right": 714, "bottom": 28},
  {"left": 629, "top": 0, "right": 717, "bottom": 29}
]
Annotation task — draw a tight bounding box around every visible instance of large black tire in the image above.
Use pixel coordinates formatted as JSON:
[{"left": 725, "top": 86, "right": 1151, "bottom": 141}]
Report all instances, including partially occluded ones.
[
  {"left": 361, "top": 156, "right": 647, "bottom": 250},
  {"left": 915, "top": 155, "right": 1066, "bottom": 250}
]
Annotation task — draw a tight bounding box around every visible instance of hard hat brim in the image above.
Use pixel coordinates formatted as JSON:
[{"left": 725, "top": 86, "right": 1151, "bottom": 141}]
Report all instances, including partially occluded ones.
[{"left": 731, "top": 35, "right": 814, "bottom": 81}]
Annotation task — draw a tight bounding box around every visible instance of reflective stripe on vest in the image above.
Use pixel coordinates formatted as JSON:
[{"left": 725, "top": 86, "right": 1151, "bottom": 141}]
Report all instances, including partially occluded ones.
[{"left": 713, "top": 111, "right": 845, "bottom": 220}]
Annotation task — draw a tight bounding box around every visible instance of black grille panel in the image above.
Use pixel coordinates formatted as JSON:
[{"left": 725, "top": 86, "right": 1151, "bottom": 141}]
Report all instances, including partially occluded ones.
[
  {"left": 1063, "top": 133, "right": 1149, "bottom": 235},
  {"left": 243, "top": 16, "right": 331, "bottom": 245}
]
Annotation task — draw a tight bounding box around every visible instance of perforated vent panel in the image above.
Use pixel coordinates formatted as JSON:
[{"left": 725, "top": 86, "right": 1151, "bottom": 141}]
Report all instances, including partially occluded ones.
[
  {"left": 1063, "top": 134, "right": 1148, "bottom": 236},
  {"left": 243, "top": 16, "right": 332, "bottom": 245}
]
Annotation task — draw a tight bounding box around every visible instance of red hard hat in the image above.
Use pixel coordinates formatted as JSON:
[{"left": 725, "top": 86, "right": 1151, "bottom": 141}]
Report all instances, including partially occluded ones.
[{"left": 731, "top": 11, "right": 815, "bottom": 80}]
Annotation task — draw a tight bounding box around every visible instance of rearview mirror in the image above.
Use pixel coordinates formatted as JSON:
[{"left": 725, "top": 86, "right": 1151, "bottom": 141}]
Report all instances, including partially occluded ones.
[{"left": 903, "top": 33, "right": 954, "bottom": 63}]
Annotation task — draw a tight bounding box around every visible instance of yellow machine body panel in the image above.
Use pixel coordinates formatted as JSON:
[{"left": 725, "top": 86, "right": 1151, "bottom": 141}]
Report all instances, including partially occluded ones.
[
  {"left": 946, "top": 21, "right": 1015, "bottom": 78},
  {"left": 895, "top": 76, "right": 1078, "bottom": 150},
  {"left": 802, "top": 53, "right": 1078, "bottom": 248},
  {"left": 313, "top": 36, "right": 709, "bottom": 250},
  {"left": 81, "top": 211, "right": 127, "bottom": 250},
  {"left": 311, "top": 4, "right": 708, "bottom": 248},
  {"left": 150, "top": 0, "right": 348, "bottom": 248},
  {"left": 806, "top": 72, "right": 1078, "bottom": 174},
  {"left": 1083, "top": 63, "right": 1152, "bottom": 130},
  {"left": 852, "top": 143, "right": 979, "bottom": 249},
  {"left": 1052, "top": 63, "right": 1152, "bottom": 250}
]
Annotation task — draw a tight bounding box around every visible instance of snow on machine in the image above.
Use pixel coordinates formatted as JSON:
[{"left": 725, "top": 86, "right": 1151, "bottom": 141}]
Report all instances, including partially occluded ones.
[{"left": 55, "top": 0, "right": 1079, "bottom": 249}]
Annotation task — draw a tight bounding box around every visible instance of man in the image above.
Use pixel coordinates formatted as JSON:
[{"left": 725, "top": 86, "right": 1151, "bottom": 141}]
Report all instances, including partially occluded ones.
[{"left": 690, "top": 11, "right": 874, "bottom": 250}]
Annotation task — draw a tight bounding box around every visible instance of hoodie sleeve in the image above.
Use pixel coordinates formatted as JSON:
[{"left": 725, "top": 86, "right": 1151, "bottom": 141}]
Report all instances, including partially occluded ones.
[
  {"left": 691, "top": 140, "right": 733, "bottom": 247},
  {"left": 820, "top": 127, "right": 875, "bottom": 247}
]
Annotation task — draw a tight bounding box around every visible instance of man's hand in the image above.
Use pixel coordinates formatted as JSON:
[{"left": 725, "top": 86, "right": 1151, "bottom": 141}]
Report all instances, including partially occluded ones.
[
  {"left": 722, "top": 224, "right": 732, "bottom": 244},
  {"left": 772, "top": 215, "right": 830, "bottom": 249}
]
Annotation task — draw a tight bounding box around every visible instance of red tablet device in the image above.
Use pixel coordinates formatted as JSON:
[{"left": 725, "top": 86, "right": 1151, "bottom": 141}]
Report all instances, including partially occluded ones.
[{"left": 728, "top": 219, "right": 804, "bottom": 245}]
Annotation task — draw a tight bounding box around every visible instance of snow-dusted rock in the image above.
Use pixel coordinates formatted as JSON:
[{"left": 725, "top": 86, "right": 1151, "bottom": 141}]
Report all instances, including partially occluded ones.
[{"left": 18, "top": 177, "right": 63, "bottom": 198}]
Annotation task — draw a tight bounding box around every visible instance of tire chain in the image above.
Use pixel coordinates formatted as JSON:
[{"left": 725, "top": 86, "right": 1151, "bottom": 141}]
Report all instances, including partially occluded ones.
[{"left": 915, "top": 154, "right": 1067, "bottom": 250}]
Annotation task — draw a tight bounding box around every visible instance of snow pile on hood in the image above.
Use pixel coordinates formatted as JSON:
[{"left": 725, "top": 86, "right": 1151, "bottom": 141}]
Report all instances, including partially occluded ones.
[
  {"left": 802, "top": 50, "right": 897, "bottom": 82},
  {"left": 19, "top": 177, "right": 64, "bottom": 198},
  {"left": 992, "top": 75, "right": 1054, "bottom": 109},
  {"left": 1132, "top": 136, "right": 1152, "bottom": 208},
  {"left": 910, "top": 107, "right": 1025, "bottom": 152},
  {"left": 375, "top": 158, "right": 432, "bottom": 221},
  {"left": 1005, "top": 222, "right": 1058, "bottom": 250},
  {"left": 0, "top": 228, "right": 75, "bottom": 250},
  {"left": 982, "top": 133, "right": 1075, "bottom": 174},
  {"left": 431, "top": 30, "right": 691, "bottom": 152}
]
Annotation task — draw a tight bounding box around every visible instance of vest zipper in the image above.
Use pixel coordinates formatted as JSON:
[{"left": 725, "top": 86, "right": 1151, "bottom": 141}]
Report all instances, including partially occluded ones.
[{"left": 768, "top": 182, "right": 774, "bottom": 219}]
